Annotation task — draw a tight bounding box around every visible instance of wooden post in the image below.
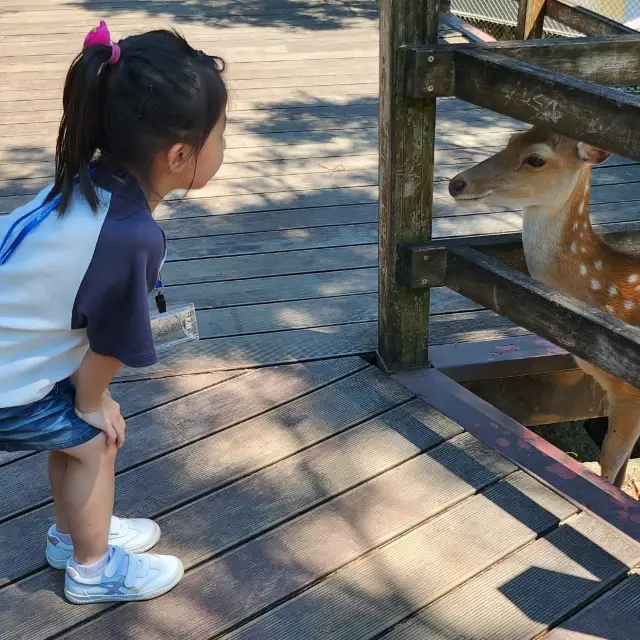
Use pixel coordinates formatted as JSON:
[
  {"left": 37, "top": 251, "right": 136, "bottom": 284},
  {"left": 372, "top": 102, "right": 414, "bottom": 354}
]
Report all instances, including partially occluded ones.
[
  {"left": 517, "top": 0, "right": 547, "bottom": 39},
  {"left": 378, "top": 0, "right": 440, "bottom": 372}
]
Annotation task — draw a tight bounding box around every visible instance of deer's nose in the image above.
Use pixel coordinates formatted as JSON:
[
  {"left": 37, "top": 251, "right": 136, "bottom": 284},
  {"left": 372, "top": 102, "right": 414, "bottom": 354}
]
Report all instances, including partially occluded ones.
[{"left": 449, "top": 177, "right": 467, "bottom": 198}]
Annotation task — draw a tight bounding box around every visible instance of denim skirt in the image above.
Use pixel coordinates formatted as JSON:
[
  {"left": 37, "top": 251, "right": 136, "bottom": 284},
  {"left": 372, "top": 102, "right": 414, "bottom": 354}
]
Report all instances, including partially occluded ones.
[{"left": 0, "top": 379, "right": 101, "bottom": 452}]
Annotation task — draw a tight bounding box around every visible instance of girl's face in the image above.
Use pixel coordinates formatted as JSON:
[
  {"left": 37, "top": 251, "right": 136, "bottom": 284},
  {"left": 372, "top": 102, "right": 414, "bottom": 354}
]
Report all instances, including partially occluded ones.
[{"left": 188, "top": 111, "right": 227, "bottom": 190}]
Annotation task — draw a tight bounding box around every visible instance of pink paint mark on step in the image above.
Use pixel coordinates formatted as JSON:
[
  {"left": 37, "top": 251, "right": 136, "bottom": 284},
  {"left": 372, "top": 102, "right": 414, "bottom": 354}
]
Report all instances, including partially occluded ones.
[
  {"left": 533, "top": 338, "right": 567, "bottom": 356},
  {"left": 493, "top": 344, "right": 520, "bottom": 354},
  {"left": 546, "top": 462, "right": 577, "bottom": 480}
]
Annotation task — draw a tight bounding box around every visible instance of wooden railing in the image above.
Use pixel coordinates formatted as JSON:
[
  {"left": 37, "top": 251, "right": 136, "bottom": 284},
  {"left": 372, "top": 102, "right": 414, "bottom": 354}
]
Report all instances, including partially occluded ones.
[{"left": 378, "top": 0, "right": 640, "bottom": 383}]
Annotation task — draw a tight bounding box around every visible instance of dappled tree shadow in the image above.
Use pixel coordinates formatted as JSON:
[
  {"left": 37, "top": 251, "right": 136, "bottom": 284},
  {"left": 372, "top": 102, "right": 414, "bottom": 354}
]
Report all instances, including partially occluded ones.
[
  {"left": 0, "top": 145, "right": 56, "bottom": 211},
  {"left": 6, "top": 371, "right": 634, "bottom": 639},
  {"left": 57, "top": 0, "right": 380, "bottom": 32},
  {"left": 2, "top": 85, "right": 638, "bottom": 376},
  {"left": 2, "top": 4, "right": 640, "bottom": 637}
]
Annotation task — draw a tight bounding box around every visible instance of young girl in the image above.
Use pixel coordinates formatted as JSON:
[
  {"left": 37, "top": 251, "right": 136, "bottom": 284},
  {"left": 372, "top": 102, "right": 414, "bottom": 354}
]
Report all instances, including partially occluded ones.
[{"left": 0, "top": 22, "right": 227, "bottom": 604}]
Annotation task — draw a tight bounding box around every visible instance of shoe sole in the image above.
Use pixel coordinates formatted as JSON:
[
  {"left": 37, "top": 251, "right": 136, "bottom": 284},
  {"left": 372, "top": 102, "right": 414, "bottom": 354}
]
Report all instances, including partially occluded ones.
[
  {"left": 46, "top": 522, "right": 162, "bottom": 570},
  {"left": 64, "top": 560, "right": 184, "bottom": 605}
]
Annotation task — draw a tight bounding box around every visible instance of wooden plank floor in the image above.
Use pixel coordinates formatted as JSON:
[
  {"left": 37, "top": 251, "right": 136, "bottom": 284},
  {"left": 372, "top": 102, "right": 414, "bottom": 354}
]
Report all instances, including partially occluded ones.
[
  {"left": 1, "top": 2, "right": 639, "bottom": 639},
  {"left": 1, "top": 357, "right": 638, "bottom": 639}
]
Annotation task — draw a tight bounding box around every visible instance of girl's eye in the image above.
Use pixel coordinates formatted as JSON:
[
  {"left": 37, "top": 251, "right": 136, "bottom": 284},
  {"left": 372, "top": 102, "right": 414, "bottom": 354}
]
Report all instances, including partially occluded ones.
[{"left": 525, "top": 155, "right": 546, "bottom": 168}]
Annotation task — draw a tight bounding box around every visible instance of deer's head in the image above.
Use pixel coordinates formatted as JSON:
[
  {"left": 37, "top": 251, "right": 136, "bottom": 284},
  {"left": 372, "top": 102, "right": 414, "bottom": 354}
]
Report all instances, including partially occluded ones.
[{"left": 448, "top": 127, "right": 611, "bottom": 209}]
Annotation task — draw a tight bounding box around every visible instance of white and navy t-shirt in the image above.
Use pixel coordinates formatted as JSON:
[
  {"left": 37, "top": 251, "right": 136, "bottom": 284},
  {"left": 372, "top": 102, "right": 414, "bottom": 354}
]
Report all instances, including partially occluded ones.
[{"left": 0, "top": 169, "right": 166, "bottom": 408}]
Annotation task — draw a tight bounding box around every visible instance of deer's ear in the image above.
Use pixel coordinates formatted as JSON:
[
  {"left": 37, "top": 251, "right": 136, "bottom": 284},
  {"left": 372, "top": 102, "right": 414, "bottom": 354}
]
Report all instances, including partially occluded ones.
[{"left": 577, "top": 142, "right": 611, "bottom": 165}]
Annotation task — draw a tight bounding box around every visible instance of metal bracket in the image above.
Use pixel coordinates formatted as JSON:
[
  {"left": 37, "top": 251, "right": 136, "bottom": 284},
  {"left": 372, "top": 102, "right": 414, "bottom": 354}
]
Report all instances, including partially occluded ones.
[
  {"left": 398, "top": 45, "right": 454, "bottom": 98},
  {"left": 398, "top": 244, "right": 447, "bottom": 289}
]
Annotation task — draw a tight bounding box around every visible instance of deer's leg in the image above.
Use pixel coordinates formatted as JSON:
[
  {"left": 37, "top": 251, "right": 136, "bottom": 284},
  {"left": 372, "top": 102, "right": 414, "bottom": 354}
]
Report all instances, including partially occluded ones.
[
  {"left": 613, "top": 457, "right": 630, "bottom": 489},
  {"left": 600, "top": 394, "right": 640, "bottom": 488}
]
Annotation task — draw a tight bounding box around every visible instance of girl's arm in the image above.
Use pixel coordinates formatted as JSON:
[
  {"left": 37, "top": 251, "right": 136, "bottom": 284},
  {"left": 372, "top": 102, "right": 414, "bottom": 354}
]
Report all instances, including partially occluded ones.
[
  {"left": 74, "top": 349, "right": 122, "bottom": 413},
  {"left": 72, "top": 349, "right": 126, "bottom": 446}
]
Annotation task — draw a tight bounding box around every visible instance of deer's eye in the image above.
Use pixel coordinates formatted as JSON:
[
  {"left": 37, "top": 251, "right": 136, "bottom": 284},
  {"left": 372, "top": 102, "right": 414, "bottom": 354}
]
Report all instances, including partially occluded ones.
[{"left": 525, "top": 155, "right": 546, "bottom": 168}]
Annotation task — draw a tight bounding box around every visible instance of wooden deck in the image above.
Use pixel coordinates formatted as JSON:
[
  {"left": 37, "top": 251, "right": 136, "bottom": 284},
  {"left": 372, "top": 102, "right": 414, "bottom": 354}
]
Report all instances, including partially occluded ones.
[{"left": 1, "top": 1, "right": 640, "bottom": 638}]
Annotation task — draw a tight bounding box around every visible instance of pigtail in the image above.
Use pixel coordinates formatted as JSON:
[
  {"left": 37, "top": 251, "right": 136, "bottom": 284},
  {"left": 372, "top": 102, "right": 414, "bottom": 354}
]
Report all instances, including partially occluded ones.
[
  {"left": 47, "top": 27, "right": 226, "bottom": 218},
  {"left": 47, "top": 45, "right": 113, "bottom": 215}
]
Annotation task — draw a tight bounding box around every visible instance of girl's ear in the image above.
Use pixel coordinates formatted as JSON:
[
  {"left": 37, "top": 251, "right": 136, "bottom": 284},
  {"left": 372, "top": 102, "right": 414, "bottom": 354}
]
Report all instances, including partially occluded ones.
[
  {"left": 165, "top": 143, "right": 191, "bottom": 174},
  {"left": 577, "top": 142, "right": 611, "bottom": 165}
]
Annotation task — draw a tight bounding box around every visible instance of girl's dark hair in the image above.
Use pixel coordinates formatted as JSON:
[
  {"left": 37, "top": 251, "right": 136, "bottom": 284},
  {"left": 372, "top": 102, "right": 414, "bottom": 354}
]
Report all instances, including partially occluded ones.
[{"left": 48, "top": 29, "right": 227, "bottom": 214}]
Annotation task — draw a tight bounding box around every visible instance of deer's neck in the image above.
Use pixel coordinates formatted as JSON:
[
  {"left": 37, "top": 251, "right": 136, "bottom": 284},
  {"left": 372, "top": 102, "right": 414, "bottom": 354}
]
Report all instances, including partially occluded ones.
[{"left": 522, "top": 169, "right": 595, "bottom": 290}]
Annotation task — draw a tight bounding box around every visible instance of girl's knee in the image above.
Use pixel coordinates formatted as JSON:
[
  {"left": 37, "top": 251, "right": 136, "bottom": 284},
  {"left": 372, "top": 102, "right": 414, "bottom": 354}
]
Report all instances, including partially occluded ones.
[{"left": 62, "top": 433, "right": 117, "bottom": 465}]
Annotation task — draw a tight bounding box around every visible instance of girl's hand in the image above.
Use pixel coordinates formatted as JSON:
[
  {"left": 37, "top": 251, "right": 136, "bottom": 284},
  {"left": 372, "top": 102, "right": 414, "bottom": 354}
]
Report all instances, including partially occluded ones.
[{"left": 75, "top": 394, "right": 126, "bottom": 448}]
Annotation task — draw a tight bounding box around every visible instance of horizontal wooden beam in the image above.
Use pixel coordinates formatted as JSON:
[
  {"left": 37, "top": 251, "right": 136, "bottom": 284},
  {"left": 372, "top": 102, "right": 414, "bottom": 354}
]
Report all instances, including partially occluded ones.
[
  {"left": 547, "top": 0, "right": 637, "bottom": 36},
  {"left": 399, "top": 220, "right": 640, "bottom": 287},
  {"left": 429, "top": 335, "right": 576, "bottom": 383},
  {"left": 431, "top": 337, "right": 607, "bottom": 427},
  {"left": 443, "top": 246, "right": 640, "bottom": 389},
  {"left": 439, "top": 12, "right": 496, "bottom": 43},
  {"left": 465, "top": 368, "right": 607, "bottom": 427},
  {"left": 492, "top": 34, "right": 640, "bottom": 86},
  {"left": 454, "top": 49, "right": 640, "bottom": 160},
  {"left": 402, "top": 35, "right": 640, "bottom": 94}
]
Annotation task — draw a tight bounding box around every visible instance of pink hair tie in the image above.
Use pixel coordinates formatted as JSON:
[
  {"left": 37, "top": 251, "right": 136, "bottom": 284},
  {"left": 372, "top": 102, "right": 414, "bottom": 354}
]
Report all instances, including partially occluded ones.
[{"left": 83, "top": 20, "right": 121, "bottom": 65}]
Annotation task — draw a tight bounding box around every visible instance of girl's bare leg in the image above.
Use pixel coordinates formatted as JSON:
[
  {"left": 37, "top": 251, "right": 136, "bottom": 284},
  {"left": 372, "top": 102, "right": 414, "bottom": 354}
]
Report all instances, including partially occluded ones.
[
  {"left": 61, "top": 434, "right": 117, "bottom": 565},
  {"left": 48, "top": 450, "right": 70, "bottom": 533}
]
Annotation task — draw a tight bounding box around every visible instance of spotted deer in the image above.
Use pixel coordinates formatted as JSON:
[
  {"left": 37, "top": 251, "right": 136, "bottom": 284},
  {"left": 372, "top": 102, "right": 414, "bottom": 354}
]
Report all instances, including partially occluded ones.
[{"left": 448, "top": 126, "right": 640, "bottom": 490}]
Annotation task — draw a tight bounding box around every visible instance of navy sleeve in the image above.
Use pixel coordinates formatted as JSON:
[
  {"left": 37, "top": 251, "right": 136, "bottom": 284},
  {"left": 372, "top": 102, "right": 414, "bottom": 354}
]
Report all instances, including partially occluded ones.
[{"left": 72, "top": 202, "right": 166, "bottom": 368}]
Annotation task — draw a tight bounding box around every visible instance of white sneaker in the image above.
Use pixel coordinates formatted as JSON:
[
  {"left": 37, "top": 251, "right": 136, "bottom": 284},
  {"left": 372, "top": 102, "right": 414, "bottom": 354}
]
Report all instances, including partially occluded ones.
[
  {"left": 46, "top": 516, "right": 161, "bottom": 569},
  {"left": 64, "top": 545, "right": 184, "bottom": 604}
]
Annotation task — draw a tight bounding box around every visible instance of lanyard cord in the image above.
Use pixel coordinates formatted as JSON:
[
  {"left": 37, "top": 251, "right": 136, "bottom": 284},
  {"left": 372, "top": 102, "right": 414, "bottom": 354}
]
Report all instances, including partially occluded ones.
[{"left": 155, "top": 275, "right": 167, "bottom": 313}]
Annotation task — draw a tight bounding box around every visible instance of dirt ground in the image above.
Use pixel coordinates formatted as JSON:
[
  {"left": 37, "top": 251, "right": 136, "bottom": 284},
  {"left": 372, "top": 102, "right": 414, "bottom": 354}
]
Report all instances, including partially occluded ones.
[
  {"left": 582, "top": 459, "right": 640, "bottom": 498},
  {"left": 531, "top": 420, "right": 640, "bottom": 499}
]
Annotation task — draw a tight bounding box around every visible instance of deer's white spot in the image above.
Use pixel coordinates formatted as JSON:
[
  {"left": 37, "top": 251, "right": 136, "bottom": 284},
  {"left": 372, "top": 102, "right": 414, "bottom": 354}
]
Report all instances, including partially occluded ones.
[
  {"left": 578, "top": 201, "right": 585, "bottom": 214},
  {"left": 573, "top": 222, "right": 578, "bottom": 231},
  {"left": 624, "top": 300, "right": 634, "bottom": 310},
  {"left": 571, "top": 242, "right": 577, "bottom": 253},
  {"left": 583, "top": 222, "right": 589, "bottom": 229},
  {"left": 609, "top": 285, "right": 618, "bottom": 296},
  {"left": 605, "top": 304, "right": 615, "bottom": 314},
  {"left": 580, "top": 247, "right": 587, "bottom": 254},
  {"left": 591, "top": 279, "right": 601, "bottom": 290},
  {"left": 584, "top": 183, "right": 590, "bottom": 196},
  {"left": 579, "top": 264, "right": 587, "bottom": 275},
  {"left": 593, "top": 260, "right": 602, "bottom": 270},
  {"left": 629, "top": 274, "right": 639, "bottom": 283},
  {"left": 636, "top": 285, "right": 640, "bottom": 292}
]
